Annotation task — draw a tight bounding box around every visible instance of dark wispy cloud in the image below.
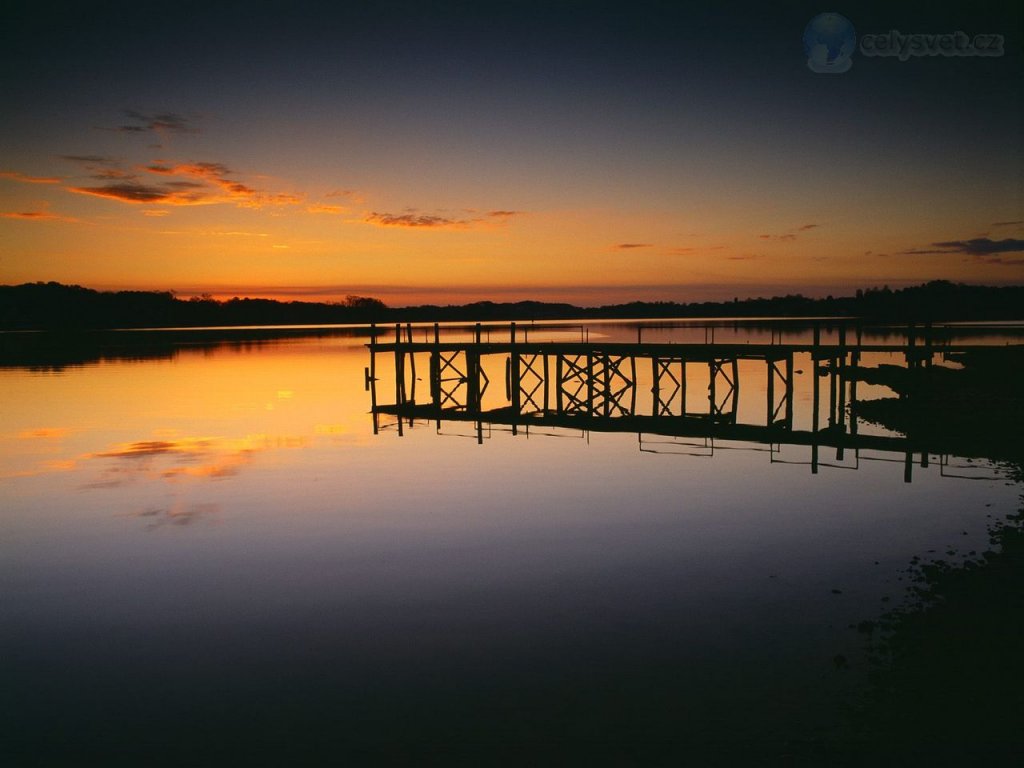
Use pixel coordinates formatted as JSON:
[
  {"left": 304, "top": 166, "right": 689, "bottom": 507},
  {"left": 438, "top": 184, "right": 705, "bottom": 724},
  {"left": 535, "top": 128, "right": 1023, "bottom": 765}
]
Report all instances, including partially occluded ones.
[
  {"left": 118, "top": 110, "right": 198, "bottom": 134},
  {"left": 69, "top": 182, "right": 196, "bottom": 204},
  {"left": 902, "top": 238, "right": 1024, "bottom": 256},
  {"left": 759, "top": 223, "right": 820, "bottom": 241},
  {"left": 59, "top": 154, "right": 119, "bottom": 164},
  {"left": 366, "top": 212, "right": 460, "bottom": 228},
  {"left": 615, "top": 243, "right": 653, "bottom": 249},
  {"left": 1, "top": 209, "right": 79, "bottom": 223},
  {"left": 325, "top": 188, "right": 365, "bottom": 204},
  {"left": 0, "top": 170, "right": 61, "bottom": 184},
  {"left": 726, "top": 254, "right": 765, "bottom": 261},
  {"left": 365, "top": 209, "right": 521, "bottom": 229},
  {"left": 992, "top": 220, "right": 1023, "bottom": 228},
  {"left": 664, "top": 245, "right": 725, "bottom": 256}
]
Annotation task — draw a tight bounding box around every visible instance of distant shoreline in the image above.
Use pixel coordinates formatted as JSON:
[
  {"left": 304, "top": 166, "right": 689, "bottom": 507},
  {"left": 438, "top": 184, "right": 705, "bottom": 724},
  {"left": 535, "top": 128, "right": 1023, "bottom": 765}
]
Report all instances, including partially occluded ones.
[{"left": 3, "top": 280, "right": 1024, "bottom": 330}]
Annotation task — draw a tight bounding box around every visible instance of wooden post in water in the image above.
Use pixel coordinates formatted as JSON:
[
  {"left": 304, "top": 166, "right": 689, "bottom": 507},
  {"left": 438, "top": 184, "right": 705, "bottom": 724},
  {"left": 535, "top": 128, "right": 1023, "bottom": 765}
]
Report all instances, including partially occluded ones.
[
  {"left": 708, "top": 360, "right": 717, "bottom": 418},
  {"left": 785, "top": 352, "right": 794, "bottom": 428},
  {"left": 681, "top": 359, "right": 687, "bottom": 415},
  {"left": 543, "top": 354, "right": 550, "bottom": 412},
  {"left": 510, "top": 322, "right": 520, "bottom": 433},
  {"left": 629, "top": 355, "right": 637, "bottom": 414},
  {"left": 369, "top": 323, "right": 378, "bottom": 434},
  {"left": 849, "top": 348, "right": 859, "bottom": 437},
  {"left": 812, "top": 349, "right": 820, "bottom": 474},
  {"left": 730, "top": 358, "right": 739, "bottom": 420},
  {"left": 766, "top": 358, "right": 775, "bottom": 427},
  {"left": 394, "top": 325, "right": 404, "bottom": 437},
  {"left": 651, "top": 357, "right": 660, "bottom": 416},
  {"left": 556, "top": 355, "right": 564, "bottom": 414},
  {"left": 828, "top": 358, "right": 838, "bottom": 428},
  {"left": 586, "top": 351, "right": 594, "bottom": 415}
]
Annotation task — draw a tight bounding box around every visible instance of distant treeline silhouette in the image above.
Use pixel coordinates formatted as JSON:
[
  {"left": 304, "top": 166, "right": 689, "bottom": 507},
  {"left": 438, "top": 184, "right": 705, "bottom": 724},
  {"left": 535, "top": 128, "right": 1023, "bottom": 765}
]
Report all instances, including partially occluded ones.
[{"left": 2, "top": 280, "right": 1023, "bottom": 329}]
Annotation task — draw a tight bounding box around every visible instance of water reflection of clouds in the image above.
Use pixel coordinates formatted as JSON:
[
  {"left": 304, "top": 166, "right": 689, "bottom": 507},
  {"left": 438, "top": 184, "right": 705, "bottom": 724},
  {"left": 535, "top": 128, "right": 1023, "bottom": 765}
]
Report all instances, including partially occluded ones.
[
  {"left": 126, "top": 501, "right": 222, "bottom": 531},
  {"left": 77, "top": 434, "right": 308, "bottom": 489},
  {"left": 17, "top": 427, "right": 70, "bottom": 440}
]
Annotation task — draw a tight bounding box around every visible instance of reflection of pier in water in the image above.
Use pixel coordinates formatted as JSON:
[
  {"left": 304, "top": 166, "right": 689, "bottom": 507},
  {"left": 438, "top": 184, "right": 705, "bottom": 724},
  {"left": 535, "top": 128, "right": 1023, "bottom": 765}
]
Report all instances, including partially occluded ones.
[{"left": 366, "top": 322, "right": 1000, "bottom": 482}]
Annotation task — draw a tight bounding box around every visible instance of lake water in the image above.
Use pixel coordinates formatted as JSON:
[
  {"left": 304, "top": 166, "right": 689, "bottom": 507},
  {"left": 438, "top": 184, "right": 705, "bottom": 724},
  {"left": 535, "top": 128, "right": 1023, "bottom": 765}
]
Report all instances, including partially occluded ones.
[{"left": 2, "top": 320, "right": 1020, "bottom": 764}]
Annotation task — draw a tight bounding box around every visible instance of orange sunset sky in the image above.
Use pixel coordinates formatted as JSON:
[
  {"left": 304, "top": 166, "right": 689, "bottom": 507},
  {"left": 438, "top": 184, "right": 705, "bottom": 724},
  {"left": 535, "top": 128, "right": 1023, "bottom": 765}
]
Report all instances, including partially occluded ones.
[{"left": 1, "top": 1, "right": 1021, "bottom": 306}]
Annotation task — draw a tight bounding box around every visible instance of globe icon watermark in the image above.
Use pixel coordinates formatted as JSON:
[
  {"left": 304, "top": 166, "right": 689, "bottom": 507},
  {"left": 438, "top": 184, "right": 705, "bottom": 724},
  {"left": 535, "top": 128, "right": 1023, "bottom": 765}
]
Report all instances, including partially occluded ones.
[{"left": 804, "top": 13, "right": 856, "bottom": 73}]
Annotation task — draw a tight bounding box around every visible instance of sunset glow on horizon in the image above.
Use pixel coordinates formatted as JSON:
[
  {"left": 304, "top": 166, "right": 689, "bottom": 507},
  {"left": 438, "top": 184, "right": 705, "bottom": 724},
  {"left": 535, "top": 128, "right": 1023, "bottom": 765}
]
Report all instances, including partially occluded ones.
[{"left": 1, "top": 2, "right": 1021, "bottom": 306}]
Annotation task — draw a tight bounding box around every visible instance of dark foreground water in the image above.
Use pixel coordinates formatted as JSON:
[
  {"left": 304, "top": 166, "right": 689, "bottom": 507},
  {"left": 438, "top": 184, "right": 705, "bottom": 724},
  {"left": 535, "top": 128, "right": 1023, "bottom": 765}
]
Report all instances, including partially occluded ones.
[{"left": 1, "top": 321, "right": 1020, "bottom": 764}]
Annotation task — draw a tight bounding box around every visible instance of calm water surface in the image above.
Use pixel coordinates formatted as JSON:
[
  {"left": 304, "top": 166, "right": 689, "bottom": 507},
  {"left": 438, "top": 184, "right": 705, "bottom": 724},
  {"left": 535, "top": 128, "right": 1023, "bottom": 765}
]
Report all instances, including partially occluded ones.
[{"left": 1, "top": 322, "right": 1019, "bottom": 763}]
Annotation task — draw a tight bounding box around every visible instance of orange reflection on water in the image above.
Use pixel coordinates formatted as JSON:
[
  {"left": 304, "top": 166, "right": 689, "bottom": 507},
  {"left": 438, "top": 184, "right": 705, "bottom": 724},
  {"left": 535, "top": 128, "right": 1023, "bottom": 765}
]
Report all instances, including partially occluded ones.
[{"left": 0, "top": 334, "right": 373, "bottom": 486}]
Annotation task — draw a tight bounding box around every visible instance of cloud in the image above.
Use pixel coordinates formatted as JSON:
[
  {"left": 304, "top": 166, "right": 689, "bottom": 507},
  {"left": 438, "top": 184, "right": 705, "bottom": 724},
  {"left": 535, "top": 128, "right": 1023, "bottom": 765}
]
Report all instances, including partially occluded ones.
[
  {"left": 18, "top": 427, "right": 69, "bottom": 439},
  {"left": 325, "top": 189, "right": 364, "bottom": 203},
  {"left": 119, "top": 110, "right": 198, "bottom": 134},
  {"left": 992, "top": 220, "right": 1023, "bottom": 228},
  {"left": 902, "top": 238, "right": 1024, "bottom": 256},
  {"left": 978, "top": 256, "right": 1024, "bottom": 266},
  {"left": 1, "top": 207, "right": 79, "bottom": 223},
  {"left": 307, "top": 204, "right": 346, "bottom": 214},
  {"left": 365, "top": 206, "right": 522, "bottom": 230},
  {"left": 614, "top": 243, "right": 653, "bottom": 249},
  {"left": 0, "top": 170, "right": 61, "bottom": 184},
  {"left": 760, "top": 224, "right": 820, "bottom": 241},
  {"left": 726, "top": 254, "right": 765, "bottom": 261},
  {"left": 664, "top": 246, "right": 725, "bottom": 256},
  {"left": 69, "top": 161, "right": 302, "bottom": 208},
  {"left": 59, "top": 154, "right": 119, "bottom": 165},
  {"left": 70, "top": 182, "right": 194, "bottom": 203},
  {"left": 366, "top": 212, "right": 467, "bottom": 228}
]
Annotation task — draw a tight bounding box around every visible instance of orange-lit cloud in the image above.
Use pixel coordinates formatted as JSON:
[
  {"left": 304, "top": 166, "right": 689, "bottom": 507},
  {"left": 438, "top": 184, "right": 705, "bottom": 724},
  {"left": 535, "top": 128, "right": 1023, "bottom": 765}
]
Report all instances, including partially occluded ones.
[
  {"left": 367, "top": 211, "right": 469, "bottom": 228},
  {"left": 17, "top": 427, "right": 69, "bottom": 439},
  {"left": 307, "top": 204, "right": 346, "bottom": 214},
  {"left": 325, "top": 188, "right": 364, "bottom": 203},
  {"left": 665, "top": 246, "right": 725, "bottom": 256},
  {"left": 365, "top": 209, "right": 521, "bottom": 229},
  {"left": 614, "top": 243, "right": 653, "bottom": 249},
  {"left": 0, "top": 170, "right": 61, "bottom": 184},
  {"left": 67, "top": 160, "right": 303, "bottom": 208},
  {"left": 143, "top": 162, "right": 303, "bottom": 207},
  {"left": 1, "top": 206, "right": 79, "bottom": 223},
  {"left": 759, "top": 224, "right": 819, "bottom": 241}
]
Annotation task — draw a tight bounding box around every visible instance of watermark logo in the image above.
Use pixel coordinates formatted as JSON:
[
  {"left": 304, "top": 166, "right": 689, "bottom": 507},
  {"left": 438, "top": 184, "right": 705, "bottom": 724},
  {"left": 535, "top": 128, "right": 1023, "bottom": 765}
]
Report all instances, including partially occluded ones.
[
  {"left": 804, "top": 13, "right": 857, "bottom": 73},
  {"left": 804, "top": 13, "right": 1005, "bottom": 72},
  {"left": 861, "top": 30, "right": 1004, "bottom": 60}
]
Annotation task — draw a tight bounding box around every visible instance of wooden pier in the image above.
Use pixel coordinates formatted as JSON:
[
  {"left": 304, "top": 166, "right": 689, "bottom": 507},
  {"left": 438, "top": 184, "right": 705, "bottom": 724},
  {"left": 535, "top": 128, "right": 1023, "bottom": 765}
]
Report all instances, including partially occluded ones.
[{"left": 365, "top": 321, "right": 1003, "bottom": 481}]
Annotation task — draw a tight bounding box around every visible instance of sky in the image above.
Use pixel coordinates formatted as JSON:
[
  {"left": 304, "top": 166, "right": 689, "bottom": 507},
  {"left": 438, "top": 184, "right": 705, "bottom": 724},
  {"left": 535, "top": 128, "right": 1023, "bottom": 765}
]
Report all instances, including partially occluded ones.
[{"left": 1, "top": 0, "right": 1021, "bottom": 306}]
